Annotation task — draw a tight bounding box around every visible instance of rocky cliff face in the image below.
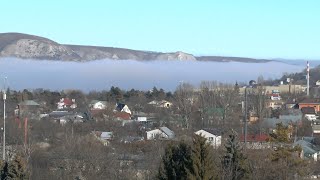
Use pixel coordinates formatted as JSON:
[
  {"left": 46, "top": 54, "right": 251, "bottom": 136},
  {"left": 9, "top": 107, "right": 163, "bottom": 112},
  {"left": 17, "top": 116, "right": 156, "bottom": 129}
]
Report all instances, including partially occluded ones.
[
  {"left": 1, "top": 39, "right": 80, "bottom": 60},
  {"left": 0, "top": 33, "right": 197, "bottom": 61},
  {"left": 0, "top": 33, "right": 271, "bottom": 63}
]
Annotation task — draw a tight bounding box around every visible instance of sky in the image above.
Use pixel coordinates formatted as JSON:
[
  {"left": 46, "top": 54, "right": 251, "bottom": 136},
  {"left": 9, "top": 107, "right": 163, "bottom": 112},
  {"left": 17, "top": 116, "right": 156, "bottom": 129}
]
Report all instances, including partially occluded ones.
[{"left": 1, "top": 0, "right": 319, "bottom": 59}]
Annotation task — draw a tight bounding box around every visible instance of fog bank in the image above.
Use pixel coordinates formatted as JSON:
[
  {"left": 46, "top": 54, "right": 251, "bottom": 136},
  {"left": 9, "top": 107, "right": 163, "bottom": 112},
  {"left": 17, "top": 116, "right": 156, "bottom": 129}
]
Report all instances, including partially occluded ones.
[{"left": 0, "top": 58, "right": 304, "bottom": 92}]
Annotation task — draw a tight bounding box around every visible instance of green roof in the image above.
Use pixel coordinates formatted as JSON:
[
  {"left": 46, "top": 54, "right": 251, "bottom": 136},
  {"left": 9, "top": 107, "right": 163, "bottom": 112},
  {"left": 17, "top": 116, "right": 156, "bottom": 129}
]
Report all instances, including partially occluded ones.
[{"left": 19, "top": 100, "right": 40, "bottom": 106}]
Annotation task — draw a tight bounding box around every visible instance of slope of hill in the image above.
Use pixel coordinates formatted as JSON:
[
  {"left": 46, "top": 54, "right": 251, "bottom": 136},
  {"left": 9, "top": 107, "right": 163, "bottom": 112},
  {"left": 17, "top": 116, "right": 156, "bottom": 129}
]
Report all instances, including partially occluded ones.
[{"left": 0, "top": 32, "right": 271, "bottom": 62}]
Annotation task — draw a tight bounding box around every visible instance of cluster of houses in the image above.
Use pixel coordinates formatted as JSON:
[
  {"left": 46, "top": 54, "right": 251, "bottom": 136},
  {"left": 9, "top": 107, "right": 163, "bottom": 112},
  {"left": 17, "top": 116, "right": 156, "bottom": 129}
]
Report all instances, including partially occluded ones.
[
  {"left": 14, "top": 82, "right": 320, "bottom": 163},
  {"left": 237, "top": 81, "right": 320, "bottom": 161}
]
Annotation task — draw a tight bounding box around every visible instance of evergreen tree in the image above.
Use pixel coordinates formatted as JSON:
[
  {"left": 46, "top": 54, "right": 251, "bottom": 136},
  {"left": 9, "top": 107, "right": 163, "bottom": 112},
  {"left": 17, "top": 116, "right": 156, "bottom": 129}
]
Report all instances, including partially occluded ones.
[
  {"left": 222, "top": 130, "right": 250, "bottom": 180},
  {"left": 187, "top": 135, "right": 216, "bottom": 180},
  {"left": 1, "top": 156, "right": 29, "bottom": 180},
  {"left": 269, "top": 122, "right": 291, "bottom": 143},
  {"left": 158, "top": 142, "right": 192, "bottom": 180}
]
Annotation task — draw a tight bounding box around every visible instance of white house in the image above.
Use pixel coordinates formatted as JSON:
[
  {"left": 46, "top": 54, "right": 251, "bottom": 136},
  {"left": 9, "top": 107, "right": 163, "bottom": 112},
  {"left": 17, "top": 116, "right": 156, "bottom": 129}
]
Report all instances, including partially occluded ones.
[
  {"left": 114, "top": 103, "right": 131, "bottom": 115},
  {"left": 146, "top": 129, "right": 163, "bottom": 140},
  {"left": 195, "top": 129, "right": 221, "bottom": 148},
  {"left": 92, "top": 131, "right": 113, "bottom": 146},
  {"left": 159, "top": 100, "right": 173, "bottom": 108},
  {"left": 137, "top": 117, "right": 147, "bottom": 122},
  {"left": 267, "top": 100, "right": 284, "bottom": 109},
  {"left": 90, "top": 100, "right": 107, "bottom": 110},
  {"left": 270, "top": 94, "right": 281, "bottom": 101},
  {"left": 57, "top": 98, "right": 77, "bottom": 109},
  {"left": 148, "top": 100, "right": 173, "bottom": 108},
  {"left": 146, "top": 127, "right": 175, "bottom": 140},
  {"left": 294, "top": 139, "right": 320, "bottom": 161}
]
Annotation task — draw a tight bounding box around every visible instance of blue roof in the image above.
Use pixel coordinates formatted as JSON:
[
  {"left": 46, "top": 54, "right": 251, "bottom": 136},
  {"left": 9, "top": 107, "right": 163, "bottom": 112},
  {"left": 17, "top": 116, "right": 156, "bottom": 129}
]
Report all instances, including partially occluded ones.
[
  {"left": 116, "top": 103, "right": 126, "bottom": 111},
  {"left": 293, "top": 140, "right": 318, "bottom": 156}
]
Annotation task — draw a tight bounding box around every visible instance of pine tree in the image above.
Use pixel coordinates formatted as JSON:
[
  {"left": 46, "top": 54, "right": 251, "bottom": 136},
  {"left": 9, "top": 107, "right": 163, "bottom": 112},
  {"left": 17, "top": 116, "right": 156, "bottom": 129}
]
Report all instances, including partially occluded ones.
[
  {"left": 158, "top": 142, "right": 192, "bottom": 180},
  {"left": 222, "top": 130, "right": 250, "bottom": 180},
  {"left": 187, "top": 135, "right": 216, "bottom": 180},
  {"left": 1, "top": 155, "right": 29, "bottom": 180},
  {"left": 269, "top": 122, "right": 291, "bottom": 143}
]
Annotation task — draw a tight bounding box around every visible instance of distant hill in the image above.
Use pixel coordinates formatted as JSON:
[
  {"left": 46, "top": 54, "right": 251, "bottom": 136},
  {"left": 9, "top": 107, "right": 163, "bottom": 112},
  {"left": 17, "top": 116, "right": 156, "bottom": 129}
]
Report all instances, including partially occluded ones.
[
  {"left": 277, "top": 64, "right": 320, "bottom": 86},
  {"left": 0, "top": 32, "right": 273, "bottom": 62}
]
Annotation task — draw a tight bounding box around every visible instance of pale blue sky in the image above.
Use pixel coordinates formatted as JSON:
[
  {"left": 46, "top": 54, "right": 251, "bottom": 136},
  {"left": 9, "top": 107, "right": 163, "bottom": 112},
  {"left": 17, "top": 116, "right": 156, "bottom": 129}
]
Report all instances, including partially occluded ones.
[{"left": 1, "top": 0, "right": 319, "bottom": 59}]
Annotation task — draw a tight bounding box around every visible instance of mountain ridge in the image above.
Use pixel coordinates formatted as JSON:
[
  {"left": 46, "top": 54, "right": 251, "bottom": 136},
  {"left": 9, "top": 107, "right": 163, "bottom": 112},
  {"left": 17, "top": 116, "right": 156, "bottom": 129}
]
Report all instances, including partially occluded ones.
[{"left": 0, "top": 32, "right": 272, "bottom": 63}]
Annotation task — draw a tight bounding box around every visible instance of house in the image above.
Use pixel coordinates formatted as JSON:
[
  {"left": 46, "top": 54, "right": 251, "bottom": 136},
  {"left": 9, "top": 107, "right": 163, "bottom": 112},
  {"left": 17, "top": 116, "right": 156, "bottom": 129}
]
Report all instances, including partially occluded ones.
[
  {"left": 240, "top": 133, "right": 270, "bottom": 149},
  {"left": 267, "top": 100, "right": 284, "bottom": 109},
  {"left": 137, "top": 117, "right": 147, "bottom": 122},
  {"left": 301, "top": 107, "right": 318, "bottom": 121},
  {"left": 59, "top": 113, "right": 85, "bottom": 125},
  {"left": 316, "top": 80, "right": 320, "bottom": 86},
  {"left": 312, "top": 121, "right": 320, "bottom": 134},
  {"left": 195, "top": 129, "right": 222, "bottom": 147},
  {"left": 263, "top": 113, "right": 302, "bottom": 136},
  {"left": 146, "top": 127, "right": 175, "bottom": 140},
  {"left": 92, "top": 131, "right": 113, "bottom": 146},
  {"left": 114, "top": 103, "right": 131, "bottom": 115},
  {"left": 48, "top": 111, "right": 74, "bottom": 119},
  {"left": 148, "top": 100, "right": 173, "bottom": 108},
  {"left": 294, "top": 139, "right": 320, "bottom": 161},
  {"left": 114, "top": 112, "right": 131, "bottom": 120},
  {"left": 270, "top": 94, "right": 281, "bottom": 101},
  {"left": 17, "top": 100, "right": 40, "bottom": 117},
  {"left": 285, "top": 100, "right": 298, "bottom": 109},
  {"left": 298, "top": 98, "right": 320, "bottom": 113},
  {"left": 18, "top": 100, "right": 40, "bottom": 108},
  {"left": 57, "top": 98, "right": 77, "bottom": 109},
  {"left": 240, "top": 134, "right": 269, "bottom": 143},
  {"left": 89, "top": 100, "right": 107, "bottom": 110}
]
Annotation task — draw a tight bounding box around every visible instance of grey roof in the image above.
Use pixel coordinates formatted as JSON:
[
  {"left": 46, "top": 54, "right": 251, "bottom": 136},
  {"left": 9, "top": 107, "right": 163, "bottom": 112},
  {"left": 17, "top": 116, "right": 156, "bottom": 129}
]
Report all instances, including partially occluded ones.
[
  {"left": 263, "top": 115, "right": 301, "bottom": 128},
  {"left": 303, "top": 137, "right": 315, "bottom": 143},
  {"left": 202, "top": 128, "right": 223, "bottom": 136},
  {"left": 49, "top": 111, "right": 74, "bottom": 118},
  {"left": 19, "top": 100, "right": 40, "bottom": 106},
  {"left": 160, "top": 127, "right": 175, "bottom": 138},
  {"left": 279, "top": 114, "right": 302, "bottom": 122}
]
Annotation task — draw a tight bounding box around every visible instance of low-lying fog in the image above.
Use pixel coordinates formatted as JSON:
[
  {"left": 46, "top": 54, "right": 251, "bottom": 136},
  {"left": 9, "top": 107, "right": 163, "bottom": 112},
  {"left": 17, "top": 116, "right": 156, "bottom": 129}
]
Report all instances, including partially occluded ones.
[{"left": 0, "top": 58, "right": 305, "bottom": 92}]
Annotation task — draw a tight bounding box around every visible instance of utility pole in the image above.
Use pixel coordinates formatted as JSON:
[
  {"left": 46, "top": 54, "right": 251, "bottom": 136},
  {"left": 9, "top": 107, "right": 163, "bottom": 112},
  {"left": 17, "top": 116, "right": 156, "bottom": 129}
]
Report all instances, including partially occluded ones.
[
  {"left": 2, "top": 77, "right": 7, "bottom": 161},
  {"left": 2, "top": 88, "right": 6, "bottom": 161},
  {"left": 244, "top": 87, "right": 248, "bottom": 148},
  {"left": 307, "top": 61, "right": 310, "bottom": 96}
]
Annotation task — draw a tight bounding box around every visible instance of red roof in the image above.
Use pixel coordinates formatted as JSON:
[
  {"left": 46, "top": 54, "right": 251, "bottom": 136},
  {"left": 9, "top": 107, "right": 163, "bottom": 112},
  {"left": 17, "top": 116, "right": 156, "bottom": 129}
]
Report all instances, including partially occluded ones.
[
  {"left": 240, "top": 134, "right": 269, "bottom": 142},
  {"left": 63, "top": 98, "right": 73, "bottom": 105},
  {"left": 114, "top": 112, "right": 131, "bottom": 120},
  {"left": 270, "top": 94, "right": 280, "bottom": 97}
]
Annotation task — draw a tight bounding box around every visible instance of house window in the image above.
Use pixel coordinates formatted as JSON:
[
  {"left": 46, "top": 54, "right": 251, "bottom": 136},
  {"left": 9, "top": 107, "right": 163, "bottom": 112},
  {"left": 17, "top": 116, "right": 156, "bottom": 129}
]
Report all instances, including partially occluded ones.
[{"left": 209, "top": 137, "right": 214, "bottom": 141}]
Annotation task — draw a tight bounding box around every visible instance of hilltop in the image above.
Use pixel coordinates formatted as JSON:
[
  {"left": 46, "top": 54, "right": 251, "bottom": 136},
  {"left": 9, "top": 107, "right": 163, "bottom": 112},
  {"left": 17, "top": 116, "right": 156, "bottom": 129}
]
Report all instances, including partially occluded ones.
[{"left": 0, "top": 33, "right": 272, "bottom": 62}]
